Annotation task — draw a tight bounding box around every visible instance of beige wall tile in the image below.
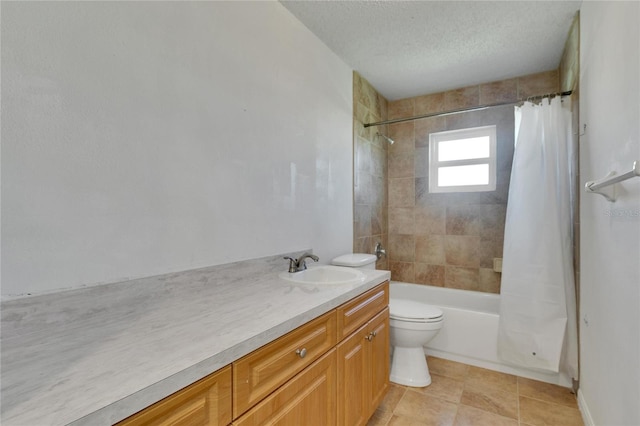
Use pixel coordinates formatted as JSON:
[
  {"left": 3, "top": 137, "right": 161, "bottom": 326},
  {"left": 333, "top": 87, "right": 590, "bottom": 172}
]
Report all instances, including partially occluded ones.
[
  {"left": 354, "top": 204, "right": 372, "bottom": 238},
  {"left": 371, "top": 204, "right": 385, "bottom": 236},
  {"left": 415, "top": 205, "right": 446, "bottom": 235},
  {"left": 355, "top": 136, "right": 372, "bottom": 174},
  {"left": 389, "top": 261, "right": 415, "bottom": 282},
  {"left": 414, "top": 92, "right": 445, "bottom": 115},
  {"left": 415, "top": 116, "right": 447, "bottom": 147},
  {"left": 414, "top": 177, "right": 432, "bottom": 206},
  {"left": 479, "top": 78, "right": 518, "bottom": 105},
  {"left": 354, "top": 236, "right": 372, "bottom": 254},
  {"left": 478, "top": 205, "right": 506, "bottom": 238},
  {"left": 518, "top": 70, "right": 559, "bottom": 99},
  {"left": 478, "top": 268, "right": 501, "bottom": 293},
  {"left": 389, "top": 98, "right": 414, "bottom": 120},
  {"left": 352, "top": 73, "right": 388, "bottom": 260},
  {"left": 416, "top": 235, "right": 446, "bottom": 264},
  {"left": 445, "top": 85, "right": 480, "bottom": 110},
  {"left": 355, "top": 172, "right": 373, "bottom": 204},
  {"left": 445, "top": 235, "right": 481, "bottom": 268},
  {"left": 389, "top": 207, "right": 415, "bottom": 235},
  {"left": 414, "top": 263, "right": 445, "bottom": 286},
  {"left": 445, "top": 266, "right": 479, "bottom": 290},
  {"left": 389, "top": 234, "right": 415, "bottom": 262},
  {"left": 478, "top": 237, "right": 500, "bottom": 269},
  {"left": 413, "top": 147, "right": 429, "bottom": 178},
  {"left": 389, "top": 122, "right": 415, "bottom": 153},
  {"left": 371, "top": 145, "right": 387, "bottom": 177},
  {"left": 389, "top": 152, "right": 415, "bottom": 179},
  {"left": 389, "top": 178, "right": 415, "bottom": 207},
  {"left": 446, "top": 205, "right": 483, "bottom": 236}
]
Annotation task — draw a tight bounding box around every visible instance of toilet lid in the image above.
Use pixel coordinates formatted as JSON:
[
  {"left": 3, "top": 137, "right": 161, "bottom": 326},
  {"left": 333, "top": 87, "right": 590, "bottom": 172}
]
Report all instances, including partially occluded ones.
[{"left": 389, "top": 299, "right": 443, "bottom": 322}]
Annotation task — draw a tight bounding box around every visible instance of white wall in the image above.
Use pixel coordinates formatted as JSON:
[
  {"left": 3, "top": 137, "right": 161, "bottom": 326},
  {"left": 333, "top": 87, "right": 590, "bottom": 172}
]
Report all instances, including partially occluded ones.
[
  {"left": 1, "top": 2, "right": 354, "bottom": 297},
  {"left": 579, "top": 2, "right": 640, "bottom": 425}
]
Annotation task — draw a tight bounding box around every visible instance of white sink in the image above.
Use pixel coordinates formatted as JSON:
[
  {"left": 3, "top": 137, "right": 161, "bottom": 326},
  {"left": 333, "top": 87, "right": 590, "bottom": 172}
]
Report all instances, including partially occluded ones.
[{"left": 279, "top": 265, "right": 366, "bottom": 285}]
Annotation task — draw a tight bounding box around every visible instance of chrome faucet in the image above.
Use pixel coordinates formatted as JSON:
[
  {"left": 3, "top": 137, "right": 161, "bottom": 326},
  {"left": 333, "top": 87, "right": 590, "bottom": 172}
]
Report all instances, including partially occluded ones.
[{"left": 283, "top": 252, "right": 319, "bottom": 273}]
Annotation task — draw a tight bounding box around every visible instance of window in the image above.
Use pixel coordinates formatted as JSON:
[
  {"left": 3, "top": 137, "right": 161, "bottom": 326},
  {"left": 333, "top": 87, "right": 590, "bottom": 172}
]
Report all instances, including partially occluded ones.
[{"left": 428, "top": 125, "right": 497, "bottom": 193}]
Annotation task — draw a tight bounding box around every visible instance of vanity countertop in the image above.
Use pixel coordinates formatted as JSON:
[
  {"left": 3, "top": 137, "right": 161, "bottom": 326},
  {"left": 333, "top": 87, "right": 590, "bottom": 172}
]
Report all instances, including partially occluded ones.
[{"left": 0, "top": 256, "right": 390, "bottom": 425}]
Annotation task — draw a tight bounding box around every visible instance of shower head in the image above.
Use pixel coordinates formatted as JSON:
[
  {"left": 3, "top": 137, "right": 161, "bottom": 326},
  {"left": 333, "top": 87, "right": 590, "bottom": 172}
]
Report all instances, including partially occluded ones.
[{"left": 376, "top": 132, "right": 395, "bottom": 145}]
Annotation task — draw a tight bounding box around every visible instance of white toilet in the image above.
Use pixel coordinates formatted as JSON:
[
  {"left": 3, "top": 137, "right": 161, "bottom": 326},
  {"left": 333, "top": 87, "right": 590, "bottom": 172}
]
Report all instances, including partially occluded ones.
[
  {"left": 389, "top": 298, "right": 443, "bottom": 387},
  {"left": 331, "top": 253, "right": 444, "bottom": 387}
]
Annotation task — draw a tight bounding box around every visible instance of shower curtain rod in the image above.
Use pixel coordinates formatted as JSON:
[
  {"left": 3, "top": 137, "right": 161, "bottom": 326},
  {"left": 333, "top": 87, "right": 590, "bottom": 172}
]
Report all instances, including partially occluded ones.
[{"left": 363, "top": 90, "right": 573, "bottom": 128}]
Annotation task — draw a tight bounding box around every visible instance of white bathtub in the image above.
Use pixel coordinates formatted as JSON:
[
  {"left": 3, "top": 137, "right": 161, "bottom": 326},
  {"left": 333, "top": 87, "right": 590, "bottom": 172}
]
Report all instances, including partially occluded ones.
[{"left": 390, "top": 282, "right": 572, "bottom": 387}]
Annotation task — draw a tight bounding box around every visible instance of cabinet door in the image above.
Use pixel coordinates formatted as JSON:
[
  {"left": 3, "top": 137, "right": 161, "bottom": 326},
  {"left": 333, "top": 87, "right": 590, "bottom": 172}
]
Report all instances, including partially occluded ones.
[
  {"left": 116, "top": 365, "right": 232, "bottom": 426},
  {"left": 367, "top": 308, "right": 390, "bottom": 416},
  {"left": 337, "top": 308, "right": 390, "bottom": 426},
  {"left": 233, "top": 311, "right": 337, "bottom": 418},
  {"left": 233, "top": 349, "right": 336, "bottom": 426},
  {"left": 336, "top": 324, "right": 369, "bottom": 426}
]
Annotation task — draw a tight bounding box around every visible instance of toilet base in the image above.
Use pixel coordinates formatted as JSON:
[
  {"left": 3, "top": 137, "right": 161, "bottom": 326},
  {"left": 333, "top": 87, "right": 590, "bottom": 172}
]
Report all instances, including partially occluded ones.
[{"left": 390, "top": 346, "right": 431, "bottom": 387}]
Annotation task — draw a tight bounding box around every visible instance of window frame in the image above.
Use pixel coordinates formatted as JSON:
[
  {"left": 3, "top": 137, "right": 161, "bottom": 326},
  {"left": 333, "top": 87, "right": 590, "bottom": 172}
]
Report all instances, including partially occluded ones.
[{"left": 428, "top": 125, "right": 497, "bottom": 193}]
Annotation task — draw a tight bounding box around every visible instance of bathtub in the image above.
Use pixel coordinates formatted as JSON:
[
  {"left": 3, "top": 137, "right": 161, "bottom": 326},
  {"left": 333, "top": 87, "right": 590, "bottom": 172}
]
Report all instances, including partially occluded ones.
[{"left": 390, "top": 282, "right": 572, "bottom": 387}]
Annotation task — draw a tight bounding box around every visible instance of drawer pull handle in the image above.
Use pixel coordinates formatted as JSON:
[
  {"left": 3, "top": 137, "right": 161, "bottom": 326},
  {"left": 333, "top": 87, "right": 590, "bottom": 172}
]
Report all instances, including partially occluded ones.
[{"left": 295, "top": 348, "right": 307, "bottom": 358}]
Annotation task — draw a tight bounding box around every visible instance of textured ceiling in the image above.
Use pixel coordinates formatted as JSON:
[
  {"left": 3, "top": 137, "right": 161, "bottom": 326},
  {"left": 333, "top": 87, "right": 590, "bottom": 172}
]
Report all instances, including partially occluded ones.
[{"left": 280, "top": 1, "right": 581, "bottom": 101}]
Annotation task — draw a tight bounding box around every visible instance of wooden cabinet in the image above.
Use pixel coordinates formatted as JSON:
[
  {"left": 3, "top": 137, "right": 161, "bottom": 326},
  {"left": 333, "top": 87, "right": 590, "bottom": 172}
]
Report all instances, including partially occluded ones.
[
  {"left": 116, "top": 365, "right": 232, "bottom": 426},
  {"left": 233, "top": 349, "right": 336, "bottom": 426},
  {"left": 116, "top": 281, "right": 388, "bottom": 426},
  {"left": 337, "top": 308, "right": 389, "bottom": 426},
  {"left": 233, "top": 310, "right": 337, "bottom": 418}
]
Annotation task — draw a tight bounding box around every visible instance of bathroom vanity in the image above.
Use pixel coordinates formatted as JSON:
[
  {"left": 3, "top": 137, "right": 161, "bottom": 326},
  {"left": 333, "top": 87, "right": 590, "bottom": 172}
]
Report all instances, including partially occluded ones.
[
  {"left": 117, "top": 282, "right": 389, "bottom": 425},
  {"left": 0, "top": 255, "right": 390, "bottom": 425}
]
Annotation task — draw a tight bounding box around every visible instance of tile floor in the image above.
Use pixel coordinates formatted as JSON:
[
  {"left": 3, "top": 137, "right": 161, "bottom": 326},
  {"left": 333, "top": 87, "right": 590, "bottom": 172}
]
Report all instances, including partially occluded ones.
[{"left": 368, "top": 356, "right": 584, "bottom": 426}]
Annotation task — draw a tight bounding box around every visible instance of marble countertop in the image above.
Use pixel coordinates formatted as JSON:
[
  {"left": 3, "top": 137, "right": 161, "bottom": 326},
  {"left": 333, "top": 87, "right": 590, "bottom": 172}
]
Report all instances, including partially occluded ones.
[{"left": 0, "top": 254, "right": 390, "bottom": 425}]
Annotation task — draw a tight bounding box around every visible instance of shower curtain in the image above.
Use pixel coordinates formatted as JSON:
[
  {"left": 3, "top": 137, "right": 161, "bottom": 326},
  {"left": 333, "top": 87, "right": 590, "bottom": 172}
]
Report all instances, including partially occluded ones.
[{"left": 498, "top": 96, "right": 578, "bottom": 379}]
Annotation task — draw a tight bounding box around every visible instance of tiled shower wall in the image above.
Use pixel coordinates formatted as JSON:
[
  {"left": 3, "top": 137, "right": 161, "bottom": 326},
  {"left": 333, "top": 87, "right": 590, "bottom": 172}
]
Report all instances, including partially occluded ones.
[
  {"left": 386, "top": 71, "right": 559, "bottom": 293},
  {"left": 353, "top": 72, "right": 389, "bottom": 269}
]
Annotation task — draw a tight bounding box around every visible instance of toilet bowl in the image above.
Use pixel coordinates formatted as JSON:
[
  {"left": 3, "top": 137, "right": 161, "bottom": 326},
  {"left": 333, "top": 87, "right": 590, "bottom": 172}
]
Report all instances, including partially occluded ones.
[{"left": 389, "top": 299, "right": 444, "bottom": 387}]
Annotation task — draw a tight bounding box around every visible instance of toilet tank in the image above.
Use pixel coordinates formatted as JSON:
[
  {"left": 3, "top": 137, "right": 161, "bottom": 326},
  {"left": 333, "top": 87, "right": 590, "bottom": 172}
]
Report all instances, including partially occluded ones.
[{"left": 331, "top": 253, "right": 377, "bottom": 270}]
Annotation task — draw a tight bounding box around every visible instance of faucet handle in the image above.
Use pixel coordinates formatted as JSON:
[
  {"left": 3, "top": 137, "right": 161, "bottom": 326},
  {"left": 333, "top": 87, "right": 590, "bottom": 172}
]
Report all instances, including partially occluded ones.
[
  {"left": 375, "top": 242, "right": 387, "bottom": 260},
  {"left": 283, "top": 257, "right": 297, "bottom": 273}
]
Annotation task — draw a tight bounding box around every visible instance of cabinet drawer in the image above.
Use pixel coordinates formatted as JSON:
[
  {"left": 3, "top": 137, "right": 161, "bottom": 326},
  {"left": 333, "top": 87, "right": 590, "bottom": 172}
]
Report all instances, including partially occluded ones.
[
  {"left": 233, "top": 310, "right": 337, "bottom": 418},
  {"left": 233, "top": 349, "right": 337, "bottom": 426},
  {"left": 116, "top": 365, "right": 232, "bottom": 426},
  {"left": 336, "top": 282, "right": 389, "bottom": 340}
]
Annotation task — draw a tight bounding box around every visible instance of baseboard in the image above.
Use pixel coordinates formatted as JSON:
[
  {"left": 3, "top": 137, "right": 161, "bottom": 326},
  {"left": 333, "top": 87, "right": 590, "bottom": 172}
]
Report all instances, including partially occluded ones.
[{"left": 577, "top": 389, "right": 595, "bottom": 426}]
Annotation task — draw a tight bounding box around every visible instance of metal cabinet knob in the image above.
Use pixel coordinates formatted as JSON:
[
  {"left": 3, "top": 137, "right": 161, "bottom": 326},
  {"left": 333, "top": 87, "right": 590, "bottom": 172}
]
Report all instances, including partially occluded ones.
[
  {"left": 365, "top": 331, "right": 377, "bottom": 342},
  {"left": 295, "top": 348, "right": 307, "bottom": 358}
]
